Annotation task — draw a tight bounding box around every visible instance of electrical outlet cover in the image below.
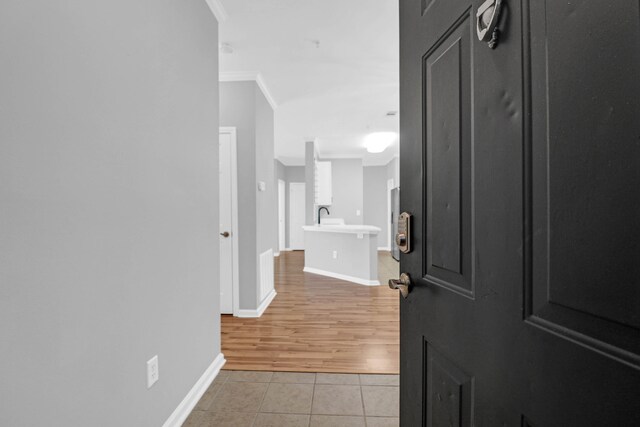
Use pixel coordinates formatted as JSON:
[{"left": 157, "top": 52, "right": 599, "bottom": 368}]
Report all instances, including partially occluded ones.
[{"left": 147, "top": 355, "right": 159, "bottom": 388}]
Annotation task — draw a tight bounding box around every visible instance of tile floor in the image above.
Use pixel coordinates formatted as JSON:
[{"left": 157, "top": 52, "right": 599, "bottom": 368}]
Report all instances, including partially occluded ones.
[
  {"left": 377, "top": 251, "right": 400, "bottom": 286},
  {"left": 184, "top": 370, "right": 399, "bottom": 427}
]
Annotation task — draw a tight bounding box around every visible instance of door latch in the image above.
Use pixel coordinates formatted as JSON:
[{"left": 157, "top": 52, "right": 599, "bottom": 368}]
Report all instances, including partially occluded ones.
[
  {"left": 476, "top": 0, "right": 503, "bottom": 49},
  {"left": 389, "top": 273, "right": 412, "bottom": 298},
  {"left": 396, "top": 212, "right": 412, "bottom": 254}
]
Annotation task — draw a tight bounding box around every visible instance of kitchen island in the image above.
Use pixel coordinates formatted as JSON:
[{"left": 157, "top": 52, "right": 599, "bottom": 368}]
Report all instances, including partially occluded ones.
[{"left": 302, "top": 224, "right": 381, "bottom": 286}]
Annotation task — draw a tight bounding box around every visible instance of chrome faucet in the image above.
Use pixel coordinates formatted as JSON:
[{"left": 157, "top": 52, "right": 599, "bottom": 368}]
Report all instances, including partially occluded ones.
[{"left": 318, "top": 207, "right": 330, "bottom": 225}]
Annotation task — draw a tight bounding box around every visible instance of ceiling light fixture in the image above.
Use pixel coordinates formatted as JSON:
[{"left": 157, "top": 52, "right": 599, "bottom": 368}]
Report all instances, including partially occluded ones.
[{"left": 364, "top": 132, "right": 397, "bottom": 153}]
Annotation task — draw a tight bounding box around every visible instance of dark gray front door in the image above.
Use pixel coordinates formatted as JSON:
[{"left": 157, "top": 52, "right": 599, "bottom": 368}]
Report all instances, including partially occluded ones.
[{"left": 398, "top": 0, "right": 640, "bottom": 425}]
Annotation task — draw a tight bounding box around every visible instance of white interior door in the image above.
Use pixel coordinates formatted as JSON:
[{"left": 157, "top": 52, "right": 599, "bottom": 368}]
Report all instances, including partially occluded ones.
[
  {"left": 278, "top": 179, "right": 285, "bottom": 252},
  {"left": 219, "top": 131, "right": 235, "bottom": 314},
  {"left": 289, "top": 183, "right": 306, "bottom": 250}
]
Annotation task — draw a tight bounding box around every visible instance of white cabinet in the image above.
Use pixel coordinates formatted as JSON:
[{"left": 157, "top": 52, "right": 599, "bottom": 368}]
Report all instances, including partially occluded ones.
[{"left": 314, "top": 161, "right": 332, "bottom": 206}]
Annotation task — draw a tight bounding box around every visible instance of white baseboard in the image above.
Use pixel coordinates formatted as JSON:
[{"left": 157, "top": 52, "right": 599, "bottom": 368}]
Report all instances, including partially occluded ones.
[
  {"left": 377, "top": 247, "right": 391, "bottom": 251},
  {"left": 274, "top": 252, "right": 280, "bottom": 257},
  {"left": 236, "top": 289, "right": 277, "bottom": 318},
  {"left": 303, "top": 267, "right": 380, "bottom": 286},
  {"left": 162, "top": 353, "right": 226, "bottom": 427},
  {"left": 282, "top": 248, "right": 293, "bottom": 251}
]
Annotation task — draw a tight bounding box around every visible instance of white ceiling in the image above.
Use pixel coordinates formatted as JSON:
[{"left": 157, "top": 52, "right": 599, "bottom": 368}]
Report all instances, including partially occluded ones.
[{"left": 217, "top": 0, "right": 399, "bottom": 166}]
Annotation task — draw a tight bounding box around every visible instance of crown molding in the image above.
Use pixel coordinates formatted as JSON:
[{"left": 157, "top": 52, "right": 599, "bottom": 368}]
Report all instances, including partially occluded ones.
[
  {"left": 205, "top": 0, "right": 228, "bottom": 23},
  {"left": 219, "top": 71, "right": 278, "bottom": 110}
]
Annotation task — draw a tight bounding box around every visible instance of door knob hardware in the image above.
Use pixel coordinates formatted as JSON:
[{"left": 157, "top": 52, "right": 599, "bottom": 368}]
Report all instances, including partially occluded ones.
[
  {"left": 476, "top": 0, "right": 503, "bottom": 49},
  {"left": 220, "top": 231, "right": 230, "bottom": 238},
  {"left": 389, "top": 273, "right": 412, "bottom": 298}
]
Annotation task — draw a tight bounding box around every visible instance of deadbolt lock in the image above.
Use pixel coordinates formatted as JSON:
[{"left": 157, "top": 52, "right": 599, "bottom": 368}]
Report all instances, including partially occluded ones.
[{"left": 396, "top": 212, "right": 412, "bottom": 254}]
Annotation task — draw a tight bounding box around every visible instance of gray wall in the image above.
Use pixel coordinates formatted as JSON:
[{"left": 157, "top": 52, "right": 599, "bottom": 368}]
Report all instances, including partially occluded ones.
[
  {"left": 220, "top": 82, "right": 258, "bottom": 310},
  {"left": 387, "top": 157, "right": 400, "bottom": 187},
  {"left": 330, "top": 159, "right": 364, "bottom": 225},
  {"left": 0, "top": 2, "right": 221, "bottom": 426},
  {"left": 305, "top": 141, "right": 317, "bottom": 225},
  {"left": 287, "top": 166, "right": 306, "bottom": 183},
  {"left": 255, "top": 88, "right": 277, "bottom": 265},
  {"left": 275, "top": 161, "right": 306, "bottom": 249},
  {"left": 220, "top": 81, "right": 275, "bottom": 309},
  {"left": 364, "top": 166, "right": 390, "bottom": 249}
]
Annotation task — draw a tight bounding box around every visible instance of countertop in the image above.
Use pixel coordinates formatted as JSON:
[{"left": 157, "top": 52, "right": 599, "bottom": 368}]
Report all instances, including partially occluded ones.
[{"left": 302, "top": 224, "right": 381, "bottom": 235}]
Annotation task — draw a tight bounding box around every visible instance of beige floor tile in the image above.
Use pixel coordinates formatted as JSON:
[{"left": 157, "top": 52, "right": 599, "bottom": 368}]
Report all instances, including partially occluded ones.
[
  {"left": 199, "top": 411, "right": 256, "bottom": 427},
  {"left": 309, "top": 415, "right": 366, "bottom": 427},
  {"left": 315, "top": 373, "right": 360, "bottom": 385},
  {"left": 260, "top": 382, "right": 314, "bottom": 414},
  {"left": 359, "top": 374, "right": 399, "bottom": 386},
  {"left": 254, "top": 413, "right": 310, "bottom": 427},
  {"left": 227, "top": 370, "right": 273, "bottom": 383},
  {"left": 311, "top": 385, "right": 363, "bottom": 416},
  {"left": 362, "top": 386, "right": 399, "bottom": 417},
  {"left": 366, "top": 417, "right": 400, "bottom": 427},
  {"left": 217, "top": 370, "right": 231, "bottom": 380},
  {"left": 271, "top": 371, "right": 316, "bottom": 384},
  {"left": 194, "top": 383, "right": 222, "bottom": 411},
  {"left": 182, "top": 410, "right": 205, "bottom": 427},
  {"left": 207, "top": 382, "right": 268, "bottom": 413},
  {"left": 212, "top": 370, "right": 230, "bottom": 386}
]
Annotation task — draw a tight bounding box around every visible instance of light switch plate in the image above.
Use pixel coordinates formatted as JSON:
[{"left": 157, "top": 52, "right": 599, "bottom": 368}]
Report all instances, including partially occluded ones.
[
  {"left": 147, "top": 355, "right": 159, "bottom": 388},
  {"left": 258, "top": 181, "right": 266, "bottom": 192}
]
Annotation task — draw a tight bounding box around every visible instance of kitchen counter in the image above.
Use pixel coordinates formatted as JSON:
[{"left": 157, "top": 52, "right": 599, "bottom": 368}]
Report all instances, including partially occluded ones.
[
  {"left": 302, "top": 224, "right": 380, "bottom": 235},
  {"left": 303, "top": 224, "right": 381, "bottom": 286}
]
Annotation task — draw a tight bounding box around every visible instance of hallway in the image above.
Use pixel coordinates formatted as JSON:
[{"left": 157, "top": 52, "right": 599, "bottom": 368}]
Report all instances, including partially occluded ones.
[{"left": 222, "top": 251, "right": 399, "bottom": 373}]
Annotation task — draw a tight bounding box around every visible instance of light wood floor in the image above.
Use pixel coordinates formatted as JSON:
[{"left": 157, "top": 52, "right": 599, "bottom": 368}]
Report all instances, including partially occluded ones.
[{"left": 221, "top": 251, "right": 400, "bottom": 374}]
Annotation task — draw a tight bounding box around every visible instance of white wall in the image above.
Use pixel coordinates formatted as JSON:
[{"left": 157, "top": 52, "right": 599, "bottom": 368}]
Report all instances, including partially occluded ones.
[{"left": 0, "top": 1, "right": 221, "bottom": 426}]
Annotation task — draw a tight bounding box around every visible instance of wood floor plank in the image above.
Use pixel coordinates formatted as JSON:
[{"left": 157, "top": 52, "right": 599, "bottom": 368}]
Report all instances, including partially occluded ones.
[{"left": 222, "top": 251, "right": 400, "bottom": 374}]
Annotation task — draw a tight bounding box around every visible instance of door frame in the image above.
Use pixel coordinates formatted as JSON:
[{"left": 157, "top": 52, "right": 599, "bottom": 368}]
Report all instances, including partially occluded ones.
[
  {"left": 288, "top": 182, "right": 306, "bottom": 250},
  {"left": 386, "top": 178, "right": 395, "bottom": 250},
  {"left": 277, "top": 179, "right": 286, "bottom": 254},
  {"left": 219, "top": 127, "right": 240, "bottom": 316}
]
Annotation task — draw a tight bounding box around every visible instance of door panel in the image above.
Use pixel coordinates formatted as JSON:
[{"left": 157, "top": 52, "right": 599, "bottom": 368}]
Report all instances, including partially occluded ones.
[
  {"left": 278, "top": 179, "right": 286, "bottom": 252},
  {"left": 425, "top": 341, "right": 474, "bottom": 427},
  {"left": 219, "top": 131, "right": 234, "bottom": 314},
  {"left": 400, "top": 0, "right": 640, "bottom": 425},
  {"left": 425, "top": 9, "right": 474, "bottom": 296},
  {"left": 526, "top": 0, "right": 640, "bottom": 366}
]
